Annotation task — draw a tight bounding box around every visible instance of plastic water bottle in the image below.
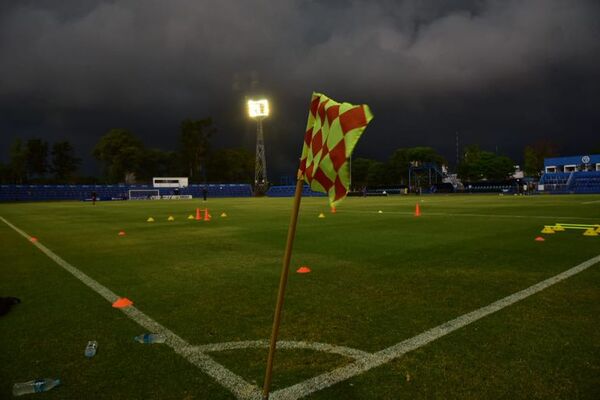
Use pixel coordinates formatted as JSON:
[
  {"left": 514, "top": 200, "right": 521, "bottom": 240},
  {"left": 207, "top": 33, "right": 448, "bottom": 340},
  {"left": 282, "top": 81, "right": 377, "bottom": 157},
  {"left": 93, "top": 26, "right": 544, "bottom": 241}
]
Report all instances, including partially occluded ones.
[
  {"left": 134, "top": 333, "right": 166, "bottom": 344},
  {"left": 13, "top": 379, "right": 61, "bottom": 396},
  {"left": 85, "top": 340, "right": 98, "bottom": 358}
]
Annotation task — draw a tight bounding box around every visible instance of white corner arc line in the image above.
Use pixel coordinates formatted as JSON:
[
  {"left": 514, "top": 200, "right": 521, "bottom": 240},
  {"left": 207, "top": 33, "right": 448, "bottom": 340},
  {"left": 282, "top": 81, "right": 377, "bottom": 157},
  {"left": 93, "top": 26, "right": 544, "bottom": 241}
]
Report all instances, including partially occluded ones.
[
  {"left": 195, "top": 340, "right": 372, "bottom": 360},
  {"left": 0, "top": 216, "right": 261, "bottom": 400},
  {"left": 271, "top": 254, "right": 600, "bottom": 400}
]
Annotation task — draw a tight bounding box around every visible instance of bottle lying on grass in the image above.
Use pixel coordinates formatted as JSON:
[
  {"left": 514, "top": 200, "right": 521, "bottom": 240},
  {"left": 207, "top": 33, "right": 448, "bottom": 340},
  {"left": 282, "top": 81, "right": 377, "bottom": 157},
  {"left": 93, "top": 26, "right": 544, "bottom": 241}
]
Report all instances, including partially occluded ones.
[
  {"left": 134, "top": 333, "right": 166, "bottom": 344},
  {"left": 85, "top": 340, "right": 98, "bottom": 358},
  {"left": 13, "top": 378, "right": 61, "bottom": 396}
]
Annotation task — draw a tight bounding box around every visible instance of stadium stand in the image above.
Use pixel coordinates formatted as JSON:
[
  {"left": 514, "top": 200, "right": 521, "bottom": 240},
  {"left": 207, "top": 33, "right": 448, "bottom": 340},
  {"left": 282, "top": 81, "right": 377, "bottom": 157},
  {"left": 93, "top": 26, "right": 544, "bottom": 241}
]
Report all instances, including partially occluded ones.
[
  {"left": 463, "top": 182, "right": 515, "bottom": 193},
  {"left": 539, "top": 154, "right": 600, "bottom": 194},
  {"left": 266, "top": 185, "right": 326, "bottom": 197},
  {"left": 0, "top": 184, "right": 253, "bottom": 202}
]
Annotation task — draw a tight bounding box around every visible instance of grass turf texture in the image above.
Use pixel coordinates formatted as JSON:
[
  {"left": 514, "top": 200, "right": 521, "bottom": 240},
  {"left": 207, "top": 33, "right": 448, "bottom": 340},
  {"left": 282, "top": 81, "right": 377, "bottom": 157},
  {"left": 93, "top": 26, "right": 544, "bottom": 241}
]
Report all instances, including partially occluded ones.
[{"left": 0, "top": 194, "right": 599, "bottom": 399}]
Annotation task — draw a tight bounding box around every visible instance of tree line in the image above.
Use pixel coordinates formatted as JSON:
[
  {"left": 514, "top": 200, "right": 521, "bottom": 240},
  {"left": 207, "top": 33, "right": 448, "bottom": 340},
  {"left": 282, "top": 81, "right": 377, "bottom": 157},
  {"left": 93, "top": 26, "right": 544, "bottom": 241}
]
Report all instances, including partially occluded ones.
[
  {"left": 350, "top": 140, "right": 560, "bottom": 188},
  {"left": 1, "top": 118, "right": 255, "bottom": 184},
  {"left": 0, "top": 139, "right": 81, "bottom": 184},
  {"left": 0, "top": 119, "right": 568, "bottom": 186}
]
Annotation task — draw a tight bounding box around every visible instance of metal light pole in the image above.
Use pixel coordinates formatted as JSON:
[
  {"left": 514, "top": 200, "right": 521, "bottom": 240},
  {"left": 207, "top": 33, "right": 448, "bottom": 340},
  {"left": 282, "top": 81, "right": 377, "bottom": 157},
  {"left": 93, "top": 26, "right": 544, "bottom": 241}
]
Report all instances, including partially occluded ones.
[{"left": 248, "top": 99, "right": 269, "bottom": 195}]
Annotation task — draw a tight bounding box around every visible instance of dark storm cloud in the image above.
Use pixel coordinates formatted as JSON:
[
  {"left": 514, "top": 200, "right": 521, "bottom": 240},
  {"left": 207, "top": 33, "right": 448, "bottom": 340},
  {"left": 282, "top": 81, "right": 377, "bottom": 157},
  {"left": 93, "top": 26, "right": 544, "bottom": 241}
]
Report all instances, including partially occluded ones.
[{"left": 1, "top": 0, "right": 599, "bottom": 174}]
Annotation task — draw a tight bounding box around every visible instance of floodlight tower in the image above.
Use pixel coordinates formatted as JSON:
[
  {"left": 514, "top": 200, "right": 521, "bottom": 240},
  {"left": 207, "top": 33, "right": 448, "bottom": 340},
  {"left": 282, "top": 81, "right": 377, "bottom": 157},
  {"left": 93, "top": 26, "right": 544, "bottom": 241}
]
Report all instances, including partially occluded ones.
[{"left": 248, "top": 99, "right": 269, "bottom": 194}]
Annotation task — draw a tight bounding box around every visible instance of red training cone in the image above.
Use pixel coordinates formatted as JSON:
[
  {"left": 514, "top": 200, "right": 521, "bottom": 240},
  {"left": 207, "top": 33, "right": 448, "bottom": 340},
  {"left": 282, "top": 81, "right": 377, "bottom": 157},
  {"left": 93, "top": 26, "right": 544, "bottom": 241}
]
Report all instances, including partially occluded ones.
[
  {"left": 296, "top": 266, "right": 311, "bottom": 274},
  {"left": 203, "top": 208, "right": 211, "bottom": 221},
  {"left": 535, "top": 236, "right": 545, "bottom": 242},
  {"left": 118, "top": 231, "right": 126, "bottom": 236},
  {"left": 112, "top": 297, "right": 133, "bottom": 308},
  {"left": 30, "top": 237, "right": 38, "bottom": 243},
  {"left": 195, "top": 208, "right": 201, "bottom": 221},
  {"left": 414, "top": 203, "right": 421, "bottom": 217}
]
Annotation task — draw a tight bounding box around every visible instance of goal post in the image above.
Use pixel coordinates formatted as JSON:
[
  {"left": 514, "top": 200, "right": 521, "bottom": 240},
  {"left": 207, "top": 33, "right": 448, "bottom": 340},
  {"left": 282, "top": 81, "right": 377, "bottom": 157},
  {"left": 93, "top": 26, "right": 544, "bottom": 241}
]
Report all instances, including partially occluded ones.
[{"left": 128, "top": 189, "right": 160, "bottom": 200}]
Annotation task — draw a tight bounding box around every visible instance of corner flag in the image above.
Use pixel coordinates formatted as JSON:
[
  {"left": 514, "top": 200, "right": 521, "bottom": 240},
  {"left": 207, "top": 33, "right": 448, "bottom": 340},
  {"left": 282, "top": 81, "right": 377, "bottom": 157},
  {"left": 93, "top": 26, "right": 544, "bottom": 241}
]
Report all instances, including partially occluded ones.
[{"left": 299, "top": 92, "right": 373, "bottom": 206}]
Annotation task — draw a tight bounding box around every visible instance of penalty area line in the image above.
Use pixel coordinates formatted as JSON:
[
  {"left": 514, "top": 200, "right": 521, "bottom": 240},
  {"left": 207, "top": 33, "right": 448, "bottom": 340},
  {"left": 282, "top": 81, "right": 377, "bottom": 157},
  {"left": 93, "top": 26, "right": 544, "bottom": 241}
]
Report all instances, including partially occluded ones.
[
  {"left": 0, "top": 216, "right": 261, "bottom": 400},
  {"left": 271, "top": 254, "right": 600, "bottom": 400}
]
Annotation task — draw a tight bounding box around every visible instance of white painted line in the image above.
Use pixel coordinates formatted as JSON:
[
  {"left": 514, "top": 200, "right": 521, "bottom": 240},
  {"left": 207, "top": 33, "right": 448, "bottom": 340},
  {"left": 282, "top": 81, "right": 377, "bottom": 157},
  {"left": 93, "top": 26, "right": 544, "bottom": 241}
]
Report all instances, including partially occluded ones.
[
  {"left": 271, "top": 254, "right": 600, "bottom": 400},
  {"left": 345, "top": 209, "right": 598, "bottom": 220},
  {"left": 581, "top": 200, "right": 600, "bottom": 204},
  {"left": 0, "top": 216, "right": 261, "bottom": 400},
  {"left": 196, "top": 340, "right": 372, "bottom": 360}
]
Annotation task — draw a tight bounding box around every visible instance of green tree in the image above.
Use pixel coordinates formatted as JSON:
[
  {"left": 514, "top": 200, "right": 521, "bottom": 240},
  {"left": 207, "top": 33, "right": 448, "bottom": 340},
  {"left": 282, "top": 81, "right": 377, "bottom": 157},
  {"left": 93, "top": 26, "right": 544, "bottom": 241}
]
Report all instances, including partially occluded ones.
[
  {"left": 25, "top": 138, "right": 49, "bottom": 179},
  {"left": 9, "top": 138, "right": 27, "bottom": 183},
  {"left": 523, "top": 140, "right": 558, "bottom": 177},
  {"left": 0, "top": 162, "right": 10, "bottom": 183},
  {"left": 137, "top": 149, "right": 181, "bottom": 181},
  {"left": 367, "top": 161, "right": 387, "bottom": 186},
  {"left": 386, "top": 149, "right": 410, "bottom": 184},
  {"left": 458, "top": 145, "right": 515, "bottom": 181},
  {"left": 51, "top": 141, "right": 81, "bottom": 181},
  {"left": 93, "top": 129, "right": 144, "bottom": 183},
  {"left": 180, "top": 118, "right": 215, "bottom": 182},
  {"left": 484, "top": 154, "right": 515, "bottom": 180},
  {"left": 207, "top": 148, "right": 254, "bottom": 183},
  {"left": 350, "top": 157, "right": 375, "bottom": 189},
  {"left": 386, "top": 147, "right": 446, "bottom": 185}
]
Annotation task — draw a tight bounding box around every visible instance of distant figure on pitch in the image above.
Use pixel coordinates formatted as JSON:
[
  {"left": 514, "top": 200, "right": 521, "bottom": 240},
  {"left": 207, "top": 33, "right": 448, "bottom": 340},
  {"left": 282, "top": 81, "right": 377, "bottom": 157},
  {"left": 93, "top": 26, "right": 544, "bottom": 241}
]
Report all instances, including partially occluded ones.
[
  {"left": 203, "top": 186, "right": 208, "bottom": 201},
  {"left": 91, "top": 191, "right": 97, "bottom": 205}
]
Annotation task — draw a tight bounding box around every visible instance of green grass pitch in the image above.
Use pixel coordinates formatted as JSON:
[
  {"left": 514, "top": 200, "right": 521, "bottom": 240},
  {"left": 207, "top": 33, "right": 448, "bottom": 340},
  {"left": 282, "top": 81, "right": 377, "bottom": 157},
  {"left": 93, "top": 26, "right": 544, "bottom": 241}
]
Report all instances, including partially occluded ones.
[{"left": 1, "top": 194, "right": 599, "bottom": 399}]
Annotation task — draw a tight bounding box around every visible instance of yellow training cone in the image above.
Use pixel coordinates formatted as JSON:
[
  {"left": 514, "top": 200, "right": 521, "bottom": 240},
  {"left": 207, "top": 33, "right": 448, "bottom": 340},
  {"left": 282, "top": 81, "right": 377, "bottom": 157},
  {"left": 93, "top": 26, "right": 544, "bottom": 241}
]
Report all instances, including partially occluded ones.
[
  {"left": 541, "top": 226, "right": 555, "bottom": 234},
  {"left": 552, "top": 225, "right": 565, "bottom": 232},
  {"left": 583, "top": 228, "right": 598, "bottom": 236},
  {"left": 147, "top": 217, "right": 154, "bottom": 222},
  {"left": 318, "top": 213, "right": 325, "bottom": 218},
  {"left": 187, "top": 215, "right": 194, "bottom": 220},
  {"left": 220, "top": 212, "right": 227, "bottom": 217},
  {"left": 168, "top": 216, "right": 175, "bottom": 221}
]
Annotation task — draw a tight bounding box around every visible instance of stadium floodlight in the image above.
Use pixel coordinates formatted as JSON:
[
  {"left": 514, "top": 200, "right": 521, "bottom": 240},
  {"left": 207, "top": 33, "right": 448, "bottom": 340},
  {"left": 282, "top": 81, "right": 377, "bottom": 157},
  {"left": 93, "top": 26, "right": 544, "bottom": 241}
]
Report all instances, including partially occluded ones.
[
  {"left": 247, "top": 99, "right": 269, "bottom": 194},
  {"left": 248, "top": 99, "right": 269, "bottom": 118}
]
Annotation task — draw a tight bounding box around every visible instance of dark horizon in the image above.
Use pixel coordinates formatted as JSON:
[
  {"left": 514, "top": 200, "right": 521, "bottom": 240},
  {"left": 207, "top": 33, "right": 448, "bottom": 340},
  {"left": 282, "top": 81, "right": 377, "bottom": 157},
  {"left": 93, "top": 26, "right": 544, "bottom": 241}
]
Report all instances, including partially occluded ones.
[{"left": 2, "top": 0, "right": 599, "bottom": 179}]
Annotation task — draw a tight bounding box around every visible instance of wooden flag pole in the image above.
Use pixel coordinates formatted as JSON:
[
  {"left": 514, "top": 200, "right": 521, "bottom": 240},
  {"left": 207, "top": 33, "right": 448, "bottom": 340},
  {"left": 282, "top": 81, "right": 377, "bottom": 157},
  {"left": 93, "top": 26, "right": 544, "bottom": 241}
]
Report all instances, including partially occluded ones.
[{"left": 262, "top": 176, "right": 305, "bottom": 400}]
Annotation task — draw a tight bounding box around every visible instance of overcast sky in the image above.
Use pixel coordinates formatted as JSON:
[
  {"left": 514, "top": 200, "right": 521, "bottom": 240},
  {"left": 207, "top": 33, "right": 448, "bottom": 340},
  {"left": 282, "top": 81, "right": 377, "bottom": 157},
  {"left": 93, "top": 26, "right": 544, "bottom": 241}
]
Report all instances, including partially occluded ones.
[{"left": 1, "top": 0, "right": 599, "bottom": 178}]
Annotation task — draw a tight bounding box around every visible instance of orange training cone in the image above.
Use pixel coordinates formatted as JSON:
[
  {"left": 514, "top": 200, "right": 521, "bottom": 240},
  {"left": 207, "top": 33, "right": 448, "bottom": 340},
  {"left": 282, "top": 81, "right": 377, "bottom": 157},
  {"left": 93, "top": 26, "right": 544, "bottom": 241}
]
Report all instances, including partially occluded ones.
[
  {"left": 331, "top": 206, "right": 336, "bottom": 214},
  {"left": 535, "top": 236, "right": 545, "bottom": 242},
  {"left": 118, "top": 231, "right": 126, "bottom": 236},
  {"left": 414, "top": 203, "right": 421, "bottom": 217},
  {"left": 204, "top": 208, "right": 211, "bottom": 221},
  {"left": 195, "top": 208, "right": 201, "bottom": 221},
  {"left": 112, "top": 297, "right": 133, "bottom": 308},
  {"left": 30, "top": 237, "right": 38, "bottom": 243},
  {"left": 296, "top": 266, "right": 311, "bottom": 274}
]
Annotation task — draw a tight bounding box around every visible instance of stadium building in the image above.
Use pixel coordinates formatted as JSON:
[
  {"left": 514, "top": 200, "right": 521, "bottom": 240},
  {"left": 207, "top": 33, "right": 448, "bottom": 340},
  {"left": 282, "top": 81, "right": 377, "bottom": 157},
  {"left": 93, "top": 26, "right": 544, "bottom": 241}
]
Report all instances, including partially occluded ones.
[{"left": 539, "top": 154, "right": 600, "bottom": 193}]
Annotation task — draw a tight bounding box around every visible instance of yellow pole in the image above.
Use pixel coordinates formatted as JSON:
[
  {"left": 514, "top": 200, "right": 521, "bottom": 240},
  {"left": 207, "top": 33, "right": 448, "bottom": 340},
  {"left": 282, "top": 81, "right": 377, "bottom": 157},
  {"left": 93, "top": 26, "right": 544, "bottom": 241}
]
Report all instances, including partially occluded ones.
[{"left": 262, "top": 176, "right": 305, "bottom": 399}]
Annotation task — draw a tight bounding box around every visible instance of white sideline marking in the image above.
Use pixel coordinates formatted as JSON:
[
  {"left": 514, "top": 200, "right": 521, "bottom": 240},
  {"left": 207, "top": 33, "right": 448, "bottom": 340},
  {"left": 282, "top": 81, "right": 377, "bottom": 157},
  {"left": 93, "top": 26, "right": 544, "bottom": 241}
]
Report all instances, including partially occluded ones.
[
  {"left": 581, "top": 200, "right": 600, "bottom": 204},
  {"left": 3, "top": 215, "right": 599, "bottom": 400},
  {"left": 271, "top": 254, "right": 600, "bottom": 400},
  {"left": 346, "top": 209, "right": 598, "bottom": 220},
  {"left": 0, "top": 216, "right": 261, "bottom": 400}
]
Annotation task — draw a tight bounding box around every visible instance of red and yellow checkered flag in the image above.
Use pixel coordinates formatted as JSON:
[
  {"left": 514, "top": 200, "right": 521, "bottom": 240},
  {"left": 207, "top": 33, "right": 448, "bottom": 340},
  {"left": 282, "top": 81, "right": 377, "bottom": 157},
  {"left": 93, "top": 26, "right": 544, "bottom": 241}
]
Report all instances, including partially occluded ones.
[{"left": 299, "top": 92, "right": 373, "bottom": 206}]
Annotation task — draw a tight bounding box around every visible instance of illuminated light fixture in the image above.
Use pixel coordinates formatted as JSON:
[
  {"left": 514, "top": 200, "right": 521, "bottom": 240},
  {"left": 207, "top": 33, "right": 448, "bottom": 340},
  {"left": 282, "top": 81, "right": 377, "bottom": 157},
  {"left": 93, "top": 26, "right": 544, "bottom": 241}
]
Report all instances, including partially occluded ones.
[{"left": 248, "top": 99, "right": 270, "bottom": 118}]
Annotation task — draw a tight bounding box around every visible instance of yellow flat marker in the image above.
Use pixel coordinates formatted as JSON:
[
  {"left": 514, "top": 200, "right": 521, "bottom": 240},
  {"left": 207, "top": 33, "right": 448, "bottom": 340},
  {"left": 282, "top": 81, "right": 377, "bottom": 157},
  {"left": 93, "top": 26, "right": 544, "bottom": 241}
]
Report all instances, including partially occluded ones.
[{"left": 541, "top": 226, "right": 555, "bottom": 234}]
